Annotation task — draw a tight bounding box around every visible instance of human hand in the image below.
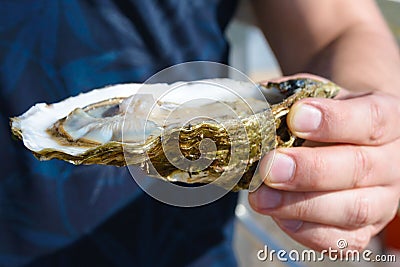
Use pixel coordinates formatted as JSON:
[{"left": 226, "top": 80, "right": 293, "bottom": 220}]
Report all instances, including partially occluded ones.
[{"left": 249, "top": 75, "right": 400, "bottom": 251}]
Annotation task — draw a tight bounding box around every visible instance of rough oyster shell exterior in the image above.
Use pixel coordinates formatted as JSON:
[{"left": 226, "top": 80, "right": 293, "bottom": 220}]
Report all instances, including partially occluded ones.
[{"left": 10, "top": 78, "right": 340, "bottom": 190}]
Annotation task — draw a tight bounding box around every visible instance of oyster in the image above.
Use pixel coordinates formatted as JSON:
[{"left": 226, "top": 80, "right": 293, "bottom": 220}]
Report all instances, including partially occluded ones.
[{"left": 11, "top": 78, "right": 340, "bottom": 191}]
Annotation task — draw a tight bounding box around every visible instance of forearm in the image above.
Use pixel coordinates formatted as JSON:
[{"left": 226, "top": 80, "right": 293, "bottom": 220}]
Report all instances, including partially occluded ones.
[{"left": 304, "top": 22, "right": 400, "bottom": 96}]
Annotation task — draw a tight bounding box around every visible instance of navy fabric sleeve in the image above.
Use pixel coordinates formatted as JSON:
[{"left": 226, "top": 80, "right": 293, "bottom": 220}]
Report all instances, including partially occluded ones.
[{"left": 0, "top": 0, "right": 239, "bottom": 266}]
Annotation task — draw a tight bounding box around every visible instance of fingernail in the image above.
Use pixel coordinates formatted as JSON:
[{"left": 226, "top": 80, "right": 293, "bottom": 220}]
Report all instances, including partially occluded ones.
[
  {"left": 291, "top": 104, "right": 322, "bottom": 132},
  {"left": 268, "top": 153, "right": 295, "bottom": 184},
  {"left": 249, "top": 186, "right": 282, "bottom": 210},
  {"left": 278, "top": 219, "right": 303, "bottom": 232}
]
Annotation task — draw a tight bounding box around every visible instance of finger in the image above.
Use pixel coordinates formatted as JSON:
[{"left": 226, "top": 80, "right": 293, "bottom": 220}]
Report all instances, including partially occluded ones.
[
  {"left": 248, "top": 185, "right": 398, "bottom": 229},
  {"left": 259, "top": 140, "right": 400, "bottom": 191},
  {"left": 287, "top": 92, "right": 400, "bottom": 145},
  {"left": 273, "top": 218, "right": 374, "bottom": 252}
]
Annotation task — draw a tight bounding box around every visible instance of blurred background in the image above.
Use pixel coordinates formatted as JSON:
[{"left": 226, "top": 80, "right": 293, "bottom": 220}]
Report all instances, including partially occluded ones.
[{"left": 226, "top": 0, "right": 400, "bottom": 266}]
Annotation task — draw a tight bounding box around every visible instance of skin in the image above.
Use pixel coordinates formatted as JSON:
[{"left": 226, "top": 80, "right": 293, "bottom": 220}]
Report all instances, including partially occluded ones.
[{"left": 248, "top": 0, "right": 400, "bottom": 251}]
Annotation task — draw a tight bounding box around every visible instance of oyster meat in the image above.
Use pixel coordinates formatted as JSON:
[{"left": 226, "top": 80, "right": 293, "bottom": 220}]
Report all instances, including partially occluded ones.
[{"left": 11, "top": 78, "right": 340, "bottom": 190}]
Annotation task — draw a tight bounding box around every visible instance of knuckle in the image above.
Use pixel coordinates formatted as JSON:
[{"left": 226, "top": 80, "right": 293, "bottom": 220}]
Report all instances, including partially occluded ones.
[
  {"left": 323, "top": 105, "right": 343, "bottom": 138},
  {"left": 347, "top": 195, "right": 370, "bottom": 228},
  {"left": 307, "top": 152, "right": 328, "bottom": 188},
  {"left": 293, "top": 193, "right": 314, "bottom": 219},
  {"left": 352, "top": 146, "right": 372, "bottom": 187},
  {"left": 368, "top": 99, "right": 386, "bottom": 143}
]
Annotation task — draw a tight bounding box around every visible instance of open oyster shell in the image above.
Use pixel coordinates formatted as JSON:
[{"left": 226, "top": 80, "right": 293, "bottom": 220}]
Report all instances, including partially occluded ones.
[{"left": 11, "top": 78, "right": 340, "bottom": 190}]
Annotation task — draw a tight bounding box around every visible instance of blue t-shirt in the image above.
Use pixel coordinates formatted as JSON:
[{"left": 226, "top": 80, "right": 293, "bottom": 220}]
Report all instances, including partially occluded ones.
[{"left": 0, "top": 1, "right": 239, "bottom": 266}]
